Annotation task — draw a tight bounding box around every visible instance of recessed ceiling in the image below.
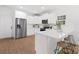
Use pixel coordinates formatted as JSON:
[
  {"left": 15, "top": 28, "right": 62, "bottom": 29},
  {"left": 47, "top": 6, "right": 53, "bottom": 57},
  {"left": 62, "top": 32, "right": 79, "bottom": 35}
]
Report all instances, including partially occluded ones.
[
  {"left": 5, "top": 5, "right": 56, "bottom": 16},
  {"left": 6, "top": 5, "right": 59, "bottom": 13},
  {"left": 5, "top": 5, "right": 71, "bottom": 16}
]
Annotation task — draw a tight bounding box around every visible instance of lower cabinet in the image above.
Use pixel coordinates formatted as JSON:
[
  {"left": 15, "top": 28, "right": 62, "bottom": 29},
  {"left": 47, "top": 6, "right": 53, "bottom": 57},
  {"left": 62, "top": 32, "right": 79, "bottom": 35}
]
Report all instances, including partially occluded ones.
[{"left": 35, "top": 33, "right": 60, "bottom": 54}]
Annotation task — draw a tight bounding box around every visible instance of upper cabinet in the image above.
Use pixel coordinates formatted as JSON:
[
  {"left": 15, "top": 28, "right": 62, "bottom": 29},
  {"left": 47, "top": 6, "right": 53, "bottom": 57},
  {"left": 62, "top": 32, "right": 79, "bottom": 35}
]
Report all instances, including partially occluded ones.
[
  {"left": 27, "top": 13, "right": 57, "bottom": 24},
  {"left": 27, "top": 16, "right": 41, "bottom": 24},
  {"left": 41, "top": 13, "right": 57, "bottom": 24}
]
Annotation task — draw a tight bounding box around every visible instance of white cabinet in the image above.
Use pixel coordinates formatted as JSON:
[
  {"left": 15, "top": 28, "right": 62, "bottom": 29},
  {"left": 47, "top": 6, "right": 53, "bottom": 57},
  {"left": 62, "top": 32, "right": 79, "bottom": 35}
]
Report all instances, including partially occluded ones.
[
  {"left": 26, "top": 13, "right": 56, "bottom": 36},
  {"left": 27, "top": 24, "right": 35, "bottom": 36},
  {"left": 48, "top": 13, "right": 57, "bottom": 24},
  {"left": 47, "top": 37, "right": 58, "bottom": 53},
  {"left": 40, "top": 13, "right": 56, "bottom": 24},
  {"left": 35, "top": 33, "right": 60, "bottom": 54},
  {"left": 27, "top": 16, "right": 42, "bottom": 24},
  {"left": 35, "top": 33, "right": 48, "bottom": 54}
]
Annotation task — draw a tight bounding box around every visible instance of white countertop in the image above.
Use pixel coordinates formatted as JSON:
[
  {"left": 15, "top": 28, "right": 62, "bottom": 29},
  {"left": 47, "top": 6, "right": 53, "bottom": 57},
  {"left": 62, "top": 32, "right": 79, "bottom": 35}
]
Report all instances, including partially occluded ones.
[
  {"left": 35, "top": 29, "right": 66, "bottom": 39},
  {"left": 35, "top": 25, "right": 74, "bottom": 39}
]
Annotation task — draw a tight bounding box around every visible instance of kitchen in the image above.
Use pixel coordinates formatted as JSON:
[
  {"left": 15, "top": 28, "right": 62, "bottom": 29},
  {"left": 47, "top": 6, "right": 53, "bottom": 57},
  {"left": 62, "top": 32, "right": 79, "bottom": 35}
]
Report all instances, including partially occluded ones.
[{"left": 0, "top": 5, "right": 79, "bottom": 54}]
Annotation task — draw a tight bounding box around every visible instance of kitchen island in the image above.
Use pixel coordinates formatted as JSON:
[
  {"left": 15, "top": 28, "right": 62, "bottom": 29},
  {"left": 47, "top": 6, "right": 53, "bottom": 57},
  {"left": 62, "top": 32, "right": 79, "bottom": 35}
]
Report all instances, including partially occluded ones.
[{"left": 35, "top": 26, "right": 74, "bottom": 54}]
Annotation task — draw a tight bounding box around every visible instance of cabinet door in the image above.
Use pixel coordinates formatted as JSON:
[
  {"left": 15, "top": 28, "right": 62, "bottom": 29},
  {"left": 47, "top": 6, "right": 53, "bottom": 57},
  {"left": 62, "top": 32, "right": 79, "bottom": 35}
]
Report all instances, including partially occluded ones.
[
  {"left": 35, "top": 33, "right": 48, "bottom": 54},
  {"left": 47, "top": 37, "right": 58, "bottom": 54}
]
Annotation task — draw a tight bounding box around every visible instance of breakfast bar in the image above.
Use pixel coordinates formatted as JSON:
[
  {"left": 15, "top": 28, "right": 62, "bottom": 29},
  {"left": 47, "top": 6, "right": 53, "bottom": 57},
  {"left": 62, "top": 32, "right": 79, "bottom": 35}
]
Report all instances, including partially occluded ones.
[{"left": 35, "top": 26, "right": 74, "bottom": 54}]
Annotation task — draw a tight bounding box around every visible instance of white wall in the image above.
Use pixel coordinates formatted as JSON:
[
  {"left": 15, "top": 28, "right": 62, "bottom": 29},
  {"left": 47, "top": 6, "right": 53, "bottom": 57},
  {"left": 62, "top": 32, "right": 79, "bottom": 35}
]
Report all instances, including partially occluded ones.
[
  {"left": 54, "top": 6, "right": 79, "bottom": 44},
  {"left": 15, "top": 10, "right": 27, "bottom": 19},
  {"left": 0, "top": 6, "right": 14, "bottom": 38}
]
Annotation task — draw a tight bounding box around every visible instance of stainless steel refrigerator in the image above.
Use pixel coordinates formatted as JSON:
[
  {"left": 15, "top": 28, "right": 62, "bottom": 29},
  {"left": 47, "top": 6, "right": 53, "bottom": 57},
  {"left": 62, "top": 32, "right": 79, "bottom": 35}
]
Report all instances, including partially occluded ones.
[{"left": 15, "top": 18, "right": 27, "bottom": 39}]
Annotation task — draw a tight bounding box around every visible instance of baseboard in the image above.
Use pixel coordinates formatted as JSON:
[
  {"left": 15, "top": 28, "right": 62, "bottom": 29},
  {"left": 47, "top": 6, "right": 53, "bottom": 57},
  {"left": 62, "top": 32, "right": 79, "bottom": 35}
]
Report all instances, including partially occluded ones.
[
  {"left": 0, "top": 35, "right": 35, "bottom": 40},
  {"left": 0, "top": 37, "right": 14, "bottom": 40},
  {"left": 27, "top": 35, "right": 35, "bottom": 37}
]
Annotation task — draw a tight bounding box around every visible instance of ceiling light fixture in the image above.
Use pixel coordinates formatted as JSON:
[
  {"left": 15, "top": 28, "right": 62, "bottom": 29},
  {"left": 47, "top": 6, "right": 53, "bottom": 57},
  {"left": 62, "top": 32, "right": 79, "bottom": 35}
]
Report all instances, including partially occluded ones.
[
  {"left": 19, "top": 6, "right": 23, "bottom": 9},
  {"left": 41, "top": 6, "right": 45, "bottom": 10}
]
